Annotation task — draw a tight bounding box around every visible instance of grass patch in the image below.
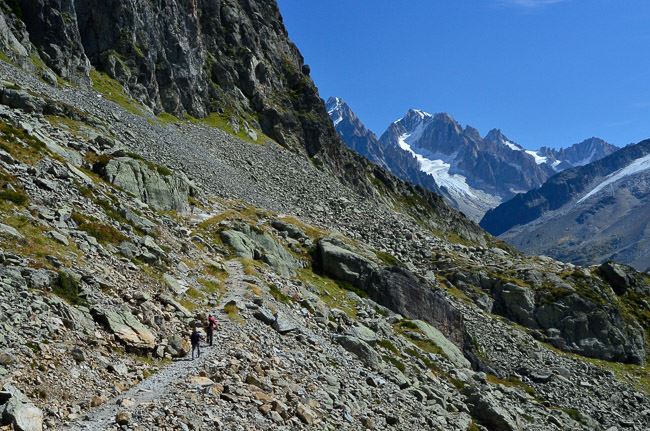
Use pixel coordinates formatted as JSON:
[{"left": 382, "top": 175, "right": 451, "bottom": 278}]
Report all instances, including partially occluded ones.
[
  {"left": 178, "top": 298, "right": 198, "bottom": 312},
  {"left": 297, "top": 268, "right": 359, "bottom": 317},
  {"left": 375, "top": 250, "right": 401, "bottom": 267},
  {"left": 0, "top": 120, "right": 47, "bottom": 164},
  {"left": 185, "top": 112, "right": 268, "bottom": 144},
  {"left": 377, "top": 339, "right": 400, "bottom": 355},
  {"left": 71, "top": 211, "right": 127, "bottom": 245},
  {"left": 269, "top": 283, "right": 292, "bottom": 304},
  {"left": 90, "top": 69, "right": 143, "bottom": 116},
  {"left": 485, "top": 374, "right": 536, "bottom": 397},
  {"left": 0, "top": 182, "right": 28, "bottom": 205},
  {"left": 186, "top": 287, "right": 205, "bottom": 300},
  {"left": 198, "top": 278, "right": 223, "bottom": 296},
  {"left": 0, "top": 212, "right": 81, "bottom": 268},
  {"left": 278, "top": 215, "right": 327, "bottom": 239},
  {"left": 53, "top": 271, "right": 87, "bottom": 306},
  {"left": 223, "top": 303, "right": 243, "bottom": 322},
  {"left": 383, "top": 355, "right": 406, "bottom": 372}
]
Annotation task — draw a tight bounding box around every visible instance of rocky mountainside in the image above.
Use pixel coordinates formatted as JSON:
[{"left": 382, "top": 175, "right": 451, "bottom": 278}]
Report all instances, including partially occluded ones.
[
  {"left": 537, "top": 137, "right": 620, "bottom": 171},
  {"left": 328, "top": 99, "right": 617, "bottom": 221},
  {"left": 481, "top": 139, "right": 650, "bottom": 271},
  {"left": 326, "top": 97, "right": 444, "bottom": 199},
  {"left": 0, "top": 2, "right": 648, "bottom": 431}
]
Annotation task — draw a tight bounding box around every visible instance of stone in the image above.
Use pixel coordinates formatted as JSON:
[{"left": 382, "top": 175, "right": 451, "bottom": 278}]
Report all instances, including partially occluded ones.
[
  {"left": 99, "top": 156, "right": 196, "bottom": 213},
  {"left": 492, "top": 283, "right": 537, "bottom": 328},
  {"left": 296, "top": 403, "right": 316, "bottom": 425},
  {"left": 0, "top": 223, "right": 23, "bottom": 239},
  {"left": 1, "top": 384, "right": 43, "bottom": 431},
  {"left": 163, "top": 274, "right": 187, "bottom": 295},
  {"left": 253, "top": 307, "right": 276, "bottom": 325},
  {"left": 91, "top": 307, "right": 156, "bottom": 349},
  {"left": 46, "top": 231, "right": 69, "bottom": 246},
  {"left": 272, "top": 313, "right": 299, "bottom": 334},
  {"left": 115, "top": 411, "right": 131, "bottom": 426},
  {"left": 333, "top": 335, "right": 381, "bottom": 369},
  {"left": 317, "top": 237, "right": 378, "bottom": 287},
  {"left": 409, "top": 320, "right": 470, "bottom": 369},
  {"left": 220, "top": 224, "right": 298, "bottom": 276}
]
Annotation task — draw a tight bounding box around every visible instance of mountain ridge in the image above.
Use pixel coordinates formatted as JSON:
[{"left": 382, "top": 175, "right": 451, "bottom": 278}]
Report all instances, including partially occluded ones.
[{"left": 328, "top": 97, "right": 618, "bottom": 220}]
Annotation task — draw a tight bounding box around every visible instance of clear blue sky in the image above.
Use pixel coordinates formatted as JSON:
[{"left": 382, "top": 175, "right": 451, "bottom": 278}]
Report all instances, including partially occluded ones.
[{"left": 277, "top": 0, "right": 650, "bottom": 149}]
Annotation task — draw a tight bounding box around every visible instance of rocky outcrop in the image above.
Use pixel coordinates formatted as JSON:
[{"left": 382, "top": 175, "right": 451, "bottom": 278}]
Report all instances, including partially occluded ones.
[
  {"left": 221, "top": 223, "right": 298, "bottom": 276},
  {"left": 91, "top": 307, "right": 156, "bottom": 350},
  {"left": 317, "top": 238, "right": 467, "bottom": 350},
  {"left": 97, "top": 155, "right": 195, "bottom": 213},
  {"left": 0, "top": 383, "right": 43, "bottom": 431},
  {"left": 487, "top": 278, "right": 646, "bottom": 364}
]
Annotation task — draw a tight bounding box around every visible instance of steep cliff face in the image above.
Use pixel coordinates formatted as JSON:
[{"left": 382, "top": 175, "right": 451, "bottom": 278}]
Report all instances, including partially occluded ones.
[
  {"left": 0, "top": 0, "right": 486, "bottom": 244},
  {"left": 8, "top": 0, "right": 331, "bottom": 156}
]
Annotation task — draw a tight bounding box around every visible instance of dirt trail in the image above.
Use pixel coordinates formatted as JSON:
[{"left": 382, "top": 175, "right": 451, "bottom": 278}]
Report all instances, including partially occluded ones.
[{"left": 64, "top": 260, "right": 247, "bottom": 430}]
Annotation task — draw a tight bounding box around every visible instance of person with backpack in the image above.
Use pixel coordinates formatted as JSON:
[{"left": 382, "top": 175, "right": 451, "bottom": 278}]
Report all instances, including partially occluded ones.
[
  {"left": 206, "top": 314, "right": 217, "bottom": 346},
  {"left": 190, "top": 327, "right": 201, "bottom": 360}
]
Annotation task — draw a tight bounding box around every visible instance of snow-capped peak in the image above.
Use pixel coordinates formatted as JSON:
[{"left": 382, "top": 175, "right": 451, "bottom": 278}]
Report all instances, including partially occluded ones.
[
  {"left": 326, "top": 96, "right": 344, "bottom": 115},
  {"left": 326, "top": 97, "right": 346, "bottom": 127}
]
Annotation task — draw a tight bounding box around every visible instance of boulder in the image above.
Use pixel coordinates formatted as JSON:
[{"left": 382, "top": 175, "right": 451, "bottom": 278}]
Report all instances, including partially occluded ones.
[
  {"left": 271, "top": 220, "right": 309, "bottom": 241},
  {"left": 91, "top": 307, "right": 156, "bottom": 350},
  {"left": 410, "top": 320, "right": 470, "bottom": 369},
  {"left": 1, "top": 384, "right": 43, "bottom": 431},
  {"left": 492, "top": 283, "right": 537, "bottom": 328},
  {"left": 99, "top": 156, "right": 196, "bottom": 213},
  {"left": 0, "top": 223, "right": 24, "bottom": 240},
  {"left": 463, "top": 385, "right": 519, "bottom": 431},
  {"left": 366, "top": 267, "right": 467, "bottom": 349},
  {"left": 221, "top": 224, "right": 298, "bottom": 276},
  {"left": 333, "top": 335, "right": 381, "bottom": 370},
  {"left": 316, "top": 237, "right": 378, "bottom": 287},
  {"left": 272, "top": 313, "right": 299, "bottom": 334},
  {"left": 534, "top": 294, "right": 646, "bottom": 364},
  {"left": 599, "top": 261, "right": 635, "bottom": 295}
]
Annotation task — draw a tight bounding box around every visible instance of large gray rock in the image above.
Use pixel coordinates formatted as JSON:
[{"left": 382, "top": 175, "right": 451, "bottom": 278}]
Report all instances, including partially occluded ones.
[
  {"left": 221, "top": 224, "right": 298, "bottom": 276},
  {"left": 317, "top": 237, "right": 378, "bottom": 287},
  {"left": 100, "top": 156, "right": 195, "bottom": 213},
  {"left": 463, "top": 385, "right": 519, "bottom": 431},
  {"left": 333, "top": 335, "right": 381, "bottom": 370},
  {"left": 91, "top": 307, "right": 156, "bottom": 350},
  {"left": 534, "top": 294, "right": 646, "bottom": 364},
  {"left": 410, "top": 320, "right": 470, "bottom": 369},
  {"left": 492, "top": 283, "right": 537, "bottom": 328},
  {"left": 1, "top": 384, "right": 43, "bottom": 431}
]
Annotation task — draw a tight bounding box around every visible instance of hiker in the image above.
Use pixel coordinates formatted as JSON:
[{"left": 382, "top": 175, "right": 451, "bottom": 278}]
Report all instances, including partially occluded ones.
[
  {"left": 206, "top": 314, "right": 217, "bottom": 347},
  {"left": 190, "top": 327, "right": 201, "bottom": 360}
]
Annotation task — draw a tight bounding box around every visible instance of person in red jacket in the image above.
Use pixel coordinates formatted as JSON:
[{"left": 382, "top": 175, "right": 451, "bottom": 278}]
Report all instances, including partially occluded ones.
[{"left": 206, "top": 314, "right": 217, "bottom": 347}]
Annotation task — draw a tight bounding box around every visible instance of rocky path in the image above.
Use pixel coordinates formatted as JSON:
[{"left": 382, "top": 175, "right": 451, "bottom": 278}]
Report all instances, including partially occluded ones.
[{"left": 64, "top": 260, "right": 248, "bottom": 431}]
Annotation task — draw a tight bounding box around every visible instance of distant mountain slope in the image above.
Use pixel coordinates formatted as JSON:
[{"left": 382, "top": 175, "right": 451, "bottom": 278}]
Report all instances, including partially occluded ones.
[
  {"left": 481, "top": 139, "right": 650, "bottom": 270},
  {"left": 328, "top": 97, "right": 618, "bottom": 220}
]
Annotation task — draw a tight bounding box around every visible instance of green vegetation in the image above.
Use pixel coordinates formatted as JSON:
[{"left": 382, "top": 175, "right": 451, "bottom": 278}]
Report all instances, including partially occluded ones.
[
  {"left": 89, "top": 69, "right": 143, "bottom": 115},
  {"left": 224, "top": 303, "right": 243, "bottom": 322},
  {"left": 383, "top": 355, "right": 406, "bottom": 372},
  {"left": 71, "top": 211, "right": 127, "bottom": 245},
  {"left": 0, "top": 212, "right": 81, "bottom": 268},
  {"left": 185, "top": 287, "right": 205, "bottom": 300},
  {"left": 0, "top": 170, "right": 28, "bottom": 206},
  {"left": 297, "top": 268, "right": 360, "bottom": 317},
  {"left": 53, "top": 271, "right": 87, "bottom": 306},
  {"left": 0, "top": 120, "right": 47, "bottom": 163},
  {"left": 278, "top": 215, "right": 327, "bottom": 239},
  {"left": 0, "top": 188, "right": 28, "bottom": 205},
  {"left": 375, "top": 250, "right": 401, "bottom": 267},
  {"left": 198, "top": 278, "right": 224, "bottom": 296},
  {"left": 377, "top": 339, "right": 400, "bottom": 355},
  {"left": 269, "top": 283, "right": 293, "bottom": 304},
  {"left": 485, "top": 374, "right": 536, "bottom": 397}
]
